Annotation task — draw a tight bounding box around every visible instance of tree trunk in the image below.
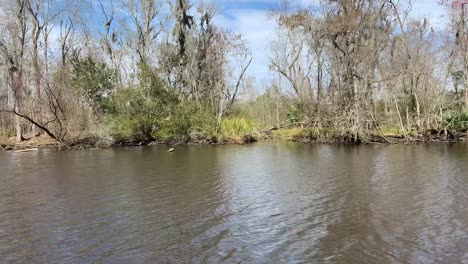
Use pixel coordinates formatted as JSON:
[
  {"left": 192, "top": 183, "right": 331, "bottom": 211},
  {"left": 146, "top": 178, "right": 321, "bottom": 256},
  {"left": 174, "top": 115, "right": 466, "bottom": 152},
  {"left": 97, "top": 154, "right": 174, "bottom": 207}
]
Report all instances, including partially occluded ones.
[
  {"left": 276, "top": 87, "right": 280, "bottom": 127},
  {"left": 463, "top": 6, "right": 468, "bottom": 112},
  {"left": 32, "top": 27, "right": 41, "bottom": 136},
  {"left": 415, "top": 93, "right": 421, "bottom": 129},
  {"left": 15, "top": 107, "right": 21, "bottom": 143},
  {"left": 217, "top": 94, "right": 224, "bottom": 132}
]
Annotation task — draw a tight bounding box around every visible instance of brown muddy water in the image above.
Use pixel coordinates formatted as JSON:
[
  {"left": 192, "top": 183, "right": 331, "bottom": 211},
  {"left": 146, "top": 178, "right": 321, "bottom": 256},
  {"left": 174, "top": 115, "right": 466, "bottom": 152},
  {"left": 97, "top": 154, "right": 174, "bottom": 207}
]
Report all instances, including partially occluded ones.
[{"left": 0, "top": 142, "right": 467, "bottom": 264}]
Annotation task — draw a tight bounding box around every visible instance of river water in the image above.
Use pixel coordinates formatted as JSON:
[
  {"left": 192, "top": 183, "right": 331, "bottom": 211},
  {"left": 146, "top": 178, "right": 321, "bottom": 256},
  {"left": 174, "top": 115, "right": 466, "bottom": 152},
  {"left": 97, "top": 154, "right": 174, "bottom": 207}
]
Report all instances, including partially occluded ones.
[{"left": 0, "top": 142, "right": 467, "bottom": 263}]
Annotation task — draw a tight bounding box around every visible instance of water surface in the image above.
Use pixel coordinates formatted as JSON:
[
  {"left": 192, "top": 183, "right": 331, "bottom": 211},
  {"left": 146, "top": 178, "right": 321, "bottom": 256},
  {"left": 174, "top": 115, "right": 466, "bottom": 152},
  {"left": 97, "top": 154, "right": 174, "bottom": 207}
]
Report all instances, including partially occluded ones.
[{"left": 1, "top": 142, "right": 467, "bottom": 263}]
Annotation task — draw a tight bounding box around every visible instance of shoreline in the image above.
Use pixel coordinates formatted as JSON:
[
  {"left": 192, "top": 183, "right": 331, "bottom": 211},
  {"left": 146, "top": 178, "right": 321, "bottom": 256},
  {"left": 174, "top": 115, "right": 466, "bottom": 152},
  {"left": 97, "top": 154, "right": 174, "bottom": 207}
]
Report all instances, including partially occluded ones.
[{"left": 1, "top": 129, "right": 467, "bottom": 151}]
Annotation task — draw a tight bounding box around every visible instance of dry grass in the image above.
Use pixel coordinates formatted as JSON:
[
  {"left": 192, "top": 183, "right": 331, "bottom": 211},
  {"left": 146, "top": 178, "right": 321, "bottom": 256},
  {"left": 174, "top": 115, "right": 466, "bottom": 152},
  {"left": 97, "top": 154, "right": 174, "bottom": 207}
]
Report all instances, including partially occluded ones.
[
  {"left": 378, "top": 126, "right": 417, "bottom": 137},
  {"left": 271, "top": 127, "right": 338, "bottom": 142},
  {"left": 1, "top": 134, "right": 59, "bottom": 150},
  {"left": 0, "top": 135, "right": 8, "bottom": 145}
]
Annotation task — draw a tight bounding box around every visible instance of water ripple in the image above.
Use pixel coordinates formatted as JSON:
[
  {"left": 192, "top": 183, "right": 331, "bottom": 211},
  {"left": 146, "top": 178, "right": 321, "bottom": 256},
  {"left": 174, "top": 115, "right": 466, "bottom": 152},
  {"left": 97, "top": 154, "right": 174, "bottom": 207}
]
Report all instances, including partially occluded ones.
[{"left": 0, "top": 143, "right": 466, "bottom": 263}]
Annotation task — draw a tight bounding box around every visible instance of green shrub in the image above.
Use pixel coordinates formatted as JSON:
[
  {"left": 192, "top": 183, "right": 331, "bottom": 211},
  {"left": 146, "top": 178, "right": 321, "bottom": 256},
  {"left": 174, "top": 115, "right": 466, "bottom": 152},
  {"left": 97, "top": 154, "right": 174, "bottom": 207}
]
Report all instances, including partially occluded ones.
[
  {"left": 154, "top": 103, "right": 217, "bottom": 142},
  {"left": 443, "top": 111, "right": 468, "bottom": 131},
  {"left": 220, "top": 117, "right": 256, "bottom": 141},
  {"left": 106, "top": 63, "right": 219, "bottom": 142},
  {"left": 107, "top": 63, "right": 178, "bottom": 141},
  {"left": 287, "top": 109, "right": 302, "bottom": 124},
  {"left": 70, "top": 55, "right": 117, "bottom": 114}
]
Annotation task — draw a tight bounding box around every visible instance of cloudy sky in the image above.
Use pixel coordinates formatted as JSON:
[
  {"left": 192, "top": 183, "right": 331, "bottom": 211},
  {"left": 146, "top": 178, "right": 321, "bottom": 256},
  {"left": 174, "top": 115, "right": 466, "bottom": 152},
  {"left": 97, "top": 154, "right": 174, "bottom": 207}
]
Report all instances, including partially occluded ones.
[{"left": 215, "top": 0, "right": 450, "bottom": 84}]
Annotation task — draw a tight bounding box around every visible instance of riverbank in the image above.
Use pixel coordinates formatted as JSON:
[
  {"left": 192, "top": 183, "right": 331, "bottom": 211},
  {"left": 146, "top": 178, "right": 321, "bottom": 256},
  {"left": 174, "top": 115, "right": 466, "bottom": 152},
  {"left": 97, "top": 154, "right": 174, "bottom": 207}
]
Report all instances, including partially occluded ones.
[
  {"left": 1, "top": 127, "right": 467, "bottom": 151},
  {"left": 267, "top": 127, "right": 468, "bottom": 144},
  {"left": 0, "top": 134, "right": 257, "bottom": 151}
]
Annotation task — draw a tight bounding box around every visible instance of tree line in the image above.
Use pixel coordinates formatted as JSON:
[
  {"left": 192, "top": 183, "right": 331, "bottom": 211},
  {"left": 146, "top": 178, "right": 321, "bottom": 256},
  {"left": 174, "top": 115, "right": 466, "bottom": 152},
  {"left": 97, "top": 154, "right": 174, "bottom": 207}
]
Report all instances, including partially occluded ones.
[
  {"left": 0, "top": 0, "right": 467, "bottom": 147},
  {"left": 245, "top": 0, "right": 468, "bottom": 142}
]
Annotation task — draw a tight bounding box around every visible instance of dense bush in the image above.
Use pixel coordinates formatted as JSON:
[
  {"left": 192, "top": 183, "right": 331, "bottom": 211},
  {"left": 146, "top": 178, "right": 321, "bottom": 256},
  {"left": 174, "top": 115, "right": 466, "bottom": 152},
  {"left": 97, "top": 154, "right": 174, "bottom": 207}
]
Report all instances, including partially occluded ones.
[
  {"left": 106, "top": 63, "right": 177, "bottom": 141},
  {"left": 70, "top": 55, "right": 117, "bottom": 114},
  {"left": 443, "top": 111, "right": 468, "bottom": 131},
  {"left": 106, "top": 63, "right": 219, "bottom": 142}
]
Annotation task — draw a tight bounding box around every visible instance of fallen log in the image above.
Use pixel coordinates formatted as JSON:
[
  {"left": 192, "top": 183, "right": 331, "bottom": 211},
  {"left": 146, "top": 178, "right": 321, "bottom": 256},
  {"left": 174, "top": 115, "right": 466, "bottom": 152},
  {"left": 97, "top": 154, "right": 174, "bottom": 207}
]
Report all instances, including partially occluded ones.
[{"left": 13, "top": 148, "right": 39, "bottom": 153}]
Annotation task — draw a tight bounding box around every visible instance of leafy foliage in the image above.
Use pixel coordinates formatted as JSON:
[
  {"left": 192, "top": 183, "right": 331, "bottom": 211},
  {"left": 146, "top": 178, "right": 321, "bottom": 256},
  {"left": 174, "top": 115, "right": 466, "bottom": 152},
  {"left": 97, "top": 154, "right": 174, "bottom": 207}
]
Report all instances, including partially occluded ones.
[
  {"left": 107, "top": 63, "right": 219, "bottom": 142},
  {"left": 443, "top": 111, "right": 468, "bottom": 131},
  {"left": 70, "top": 55, "right": 117, "bottom": 114},
  {"left": 107, "top": 63, "right": 178, "bottom": 141}
]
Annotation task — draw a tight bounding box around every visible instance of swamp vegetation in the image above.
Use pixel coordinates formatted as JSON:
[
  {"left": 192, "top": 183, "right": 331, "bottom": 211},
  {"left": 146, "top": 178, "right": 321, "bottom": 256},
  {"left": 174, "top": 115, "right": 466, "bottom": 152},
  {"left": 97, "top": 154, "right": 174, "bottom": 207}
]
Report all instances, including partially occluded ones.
[{"left": 1, "top": 0, "right": 468, "bottom": 149}]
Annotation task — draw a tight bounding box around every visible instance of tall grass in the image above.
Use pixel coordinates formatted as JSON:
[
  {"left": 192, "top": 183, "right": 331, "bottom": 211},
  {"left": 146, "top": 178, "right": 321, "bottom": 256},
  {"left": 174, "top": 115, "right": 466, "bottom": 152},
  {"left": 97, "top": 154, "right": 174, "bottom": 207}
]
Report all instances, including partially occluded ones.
[{"left": 220, "top": 117, "right": 256, "bottom": 143}]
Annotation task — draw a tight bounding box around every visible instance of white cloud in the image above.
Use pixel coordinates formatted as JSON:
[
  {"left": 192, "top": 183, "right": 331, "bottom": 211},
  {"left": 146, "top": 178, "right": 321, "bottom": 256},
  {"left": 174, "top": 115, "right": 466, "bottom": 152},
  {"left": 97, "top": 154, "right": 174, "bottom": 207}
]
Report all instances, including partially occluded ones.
[{"left": 216, "top": 0, "right": 450, "bottom": 84}]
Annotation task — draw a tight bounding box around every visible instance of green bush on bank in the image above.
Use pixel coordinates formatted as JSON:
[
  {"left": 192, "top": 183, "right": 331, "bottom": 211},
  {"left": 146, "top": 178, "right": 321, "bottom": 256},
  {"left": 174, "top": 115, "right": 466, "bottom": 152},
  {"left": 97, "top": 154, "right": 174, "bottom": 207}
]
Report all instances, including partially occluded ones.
[
  {"left": 106, "top": 63, "right": 178, "bottom": 142},
  {"left": 443, "top": 111, "right": 468, "bottom": 131},
  {"left": 104, "top": 61, "right": 222, "bottom": 143},
  {"left": 68, "top": 56, "right": 259, "bottom": 144},
  {"left": 220, "top": 117, "right": 256, "bottom": 142},
  {"left": 153, "top": 103, "right": 218, "bottom": 142}
]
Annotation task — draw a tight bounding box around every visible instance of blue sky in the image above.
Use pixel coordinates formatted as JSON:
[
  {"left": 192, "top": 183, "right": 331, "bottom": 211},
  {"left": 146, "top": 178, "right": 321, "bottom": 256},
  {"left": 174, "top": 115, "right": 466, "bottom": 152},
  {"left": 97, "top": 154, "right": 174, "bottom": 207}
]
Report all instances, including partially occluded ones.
[
  {"left": 215, "top": 0, "right": 450, "bottom": 85},
  {"left": 0, "top": 0, "right": 451, "bottom": 85}
]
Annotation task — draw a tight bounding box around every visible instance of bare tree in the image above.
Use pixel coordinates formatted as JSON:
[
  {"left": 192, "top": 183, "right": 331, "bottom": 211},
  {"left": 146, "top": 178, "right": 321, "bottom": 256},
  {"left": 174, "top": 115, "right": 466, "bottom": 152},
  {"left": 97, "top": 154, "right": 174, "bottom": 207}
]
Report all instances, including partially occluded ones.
[
  {"left": 123, "top": 0, "right": 163, "bottom": 64},
  {"left": 0, "top": 0, "right": 28, "bottom": 142}
]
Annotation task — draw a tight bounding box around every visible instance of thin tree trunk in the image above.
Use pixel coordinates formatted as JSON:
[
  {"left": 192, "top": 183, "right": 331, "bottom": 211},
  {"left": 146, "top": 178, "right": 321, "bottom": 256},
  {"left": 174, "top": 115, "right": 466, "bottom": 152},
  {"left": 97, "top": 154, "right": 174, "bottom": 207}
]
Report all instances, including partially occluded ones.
[
  {"left": 394, "top": 96, "right": 405, "bottom": 135},
  {"left": 463, "top": 6, "right": 468, "bottom": 112},
  {"left": 217, "top": 94, "right": 224, "bottom": 132},
  {"left": 276, "top": 87, "right": 280, "bottom": 126},
  {"left": 15, "top": 107, "right": 21, "bottom": 143}
]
